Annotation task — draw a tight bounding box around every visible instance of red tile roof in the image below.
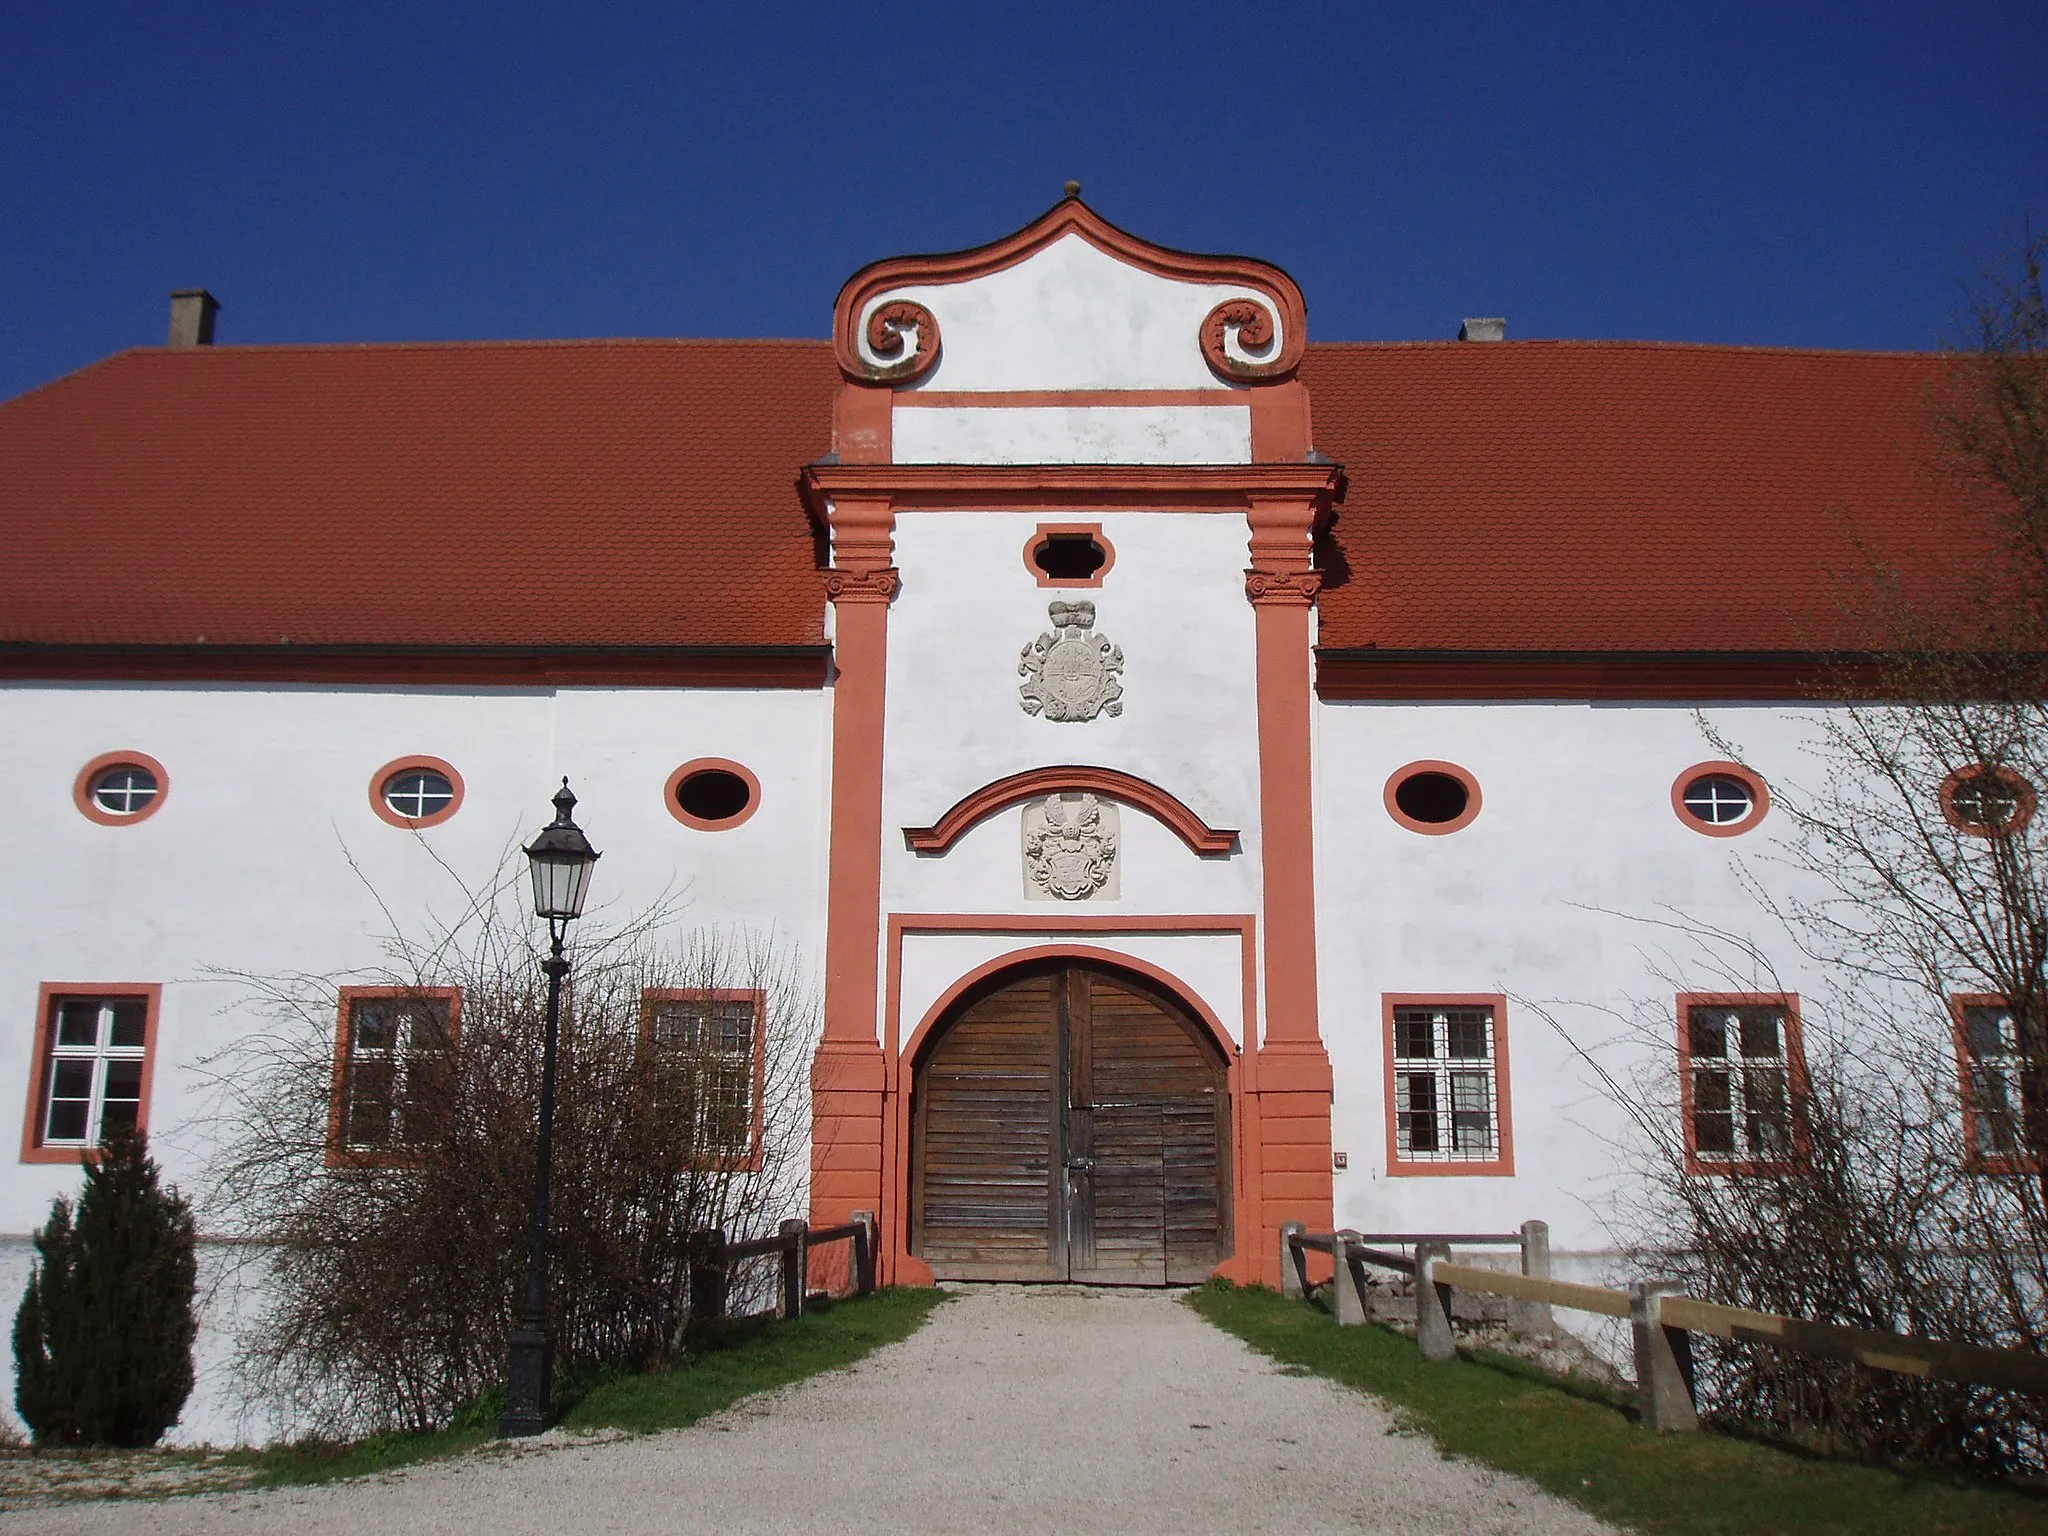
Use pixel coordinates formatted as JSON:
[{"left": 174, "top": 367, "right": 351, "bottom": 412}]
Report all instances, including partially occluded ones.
[
  {"left": 1305, "top": 341, "right": 1984, "bottom": 653},
  {"left": 0, "top": 336, "right": 1987, "bottom": 662},
  {"left": 0, "top": 339, "right": 838, "bottom": 650}
]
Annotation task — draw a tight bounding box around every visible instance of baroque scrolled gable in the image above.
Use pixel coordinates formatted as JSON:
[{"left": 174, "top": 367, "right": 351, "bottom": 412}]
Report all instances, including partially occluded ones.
[{"left": 830, "top": 195, "right": 1307, "bottom": 394}]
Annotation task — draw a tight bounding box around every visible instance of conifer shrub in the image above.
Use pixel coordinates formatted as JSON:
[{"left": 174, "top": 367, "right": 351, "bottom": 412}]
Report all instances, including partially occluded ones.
[{"left": 12, "top": 1130, "right": 199, "bottom": 1447}]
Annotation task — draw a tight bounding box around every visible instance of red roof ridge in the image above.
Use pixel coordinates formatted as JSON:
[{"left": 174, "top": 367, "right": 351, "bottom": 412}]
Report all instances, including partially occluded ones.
[
  {"left": 124, "top": 335, "right": 832, "bottom": 355},
  {"left": 1303, "top": 338, "right": 1942, "bottom": 360}
]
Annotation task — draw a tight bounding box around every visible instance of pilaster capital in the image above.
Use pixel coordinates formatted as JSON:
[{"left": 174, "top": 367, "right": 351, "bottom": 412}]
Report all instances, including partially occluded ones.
[
  {"left": 824, "top": 567, "right": 901, "bottom": 605},
  {"left": 1245, "top": 569, "right": 1323, "bottom": 607}
]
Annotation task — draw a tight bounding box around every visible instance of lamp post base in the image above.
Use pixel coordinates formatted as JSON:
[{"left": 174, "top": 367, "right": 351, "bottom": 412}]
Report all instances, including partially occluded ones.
[{"left": 497, "top": 1325, "right": 554, "bottom": 1437}]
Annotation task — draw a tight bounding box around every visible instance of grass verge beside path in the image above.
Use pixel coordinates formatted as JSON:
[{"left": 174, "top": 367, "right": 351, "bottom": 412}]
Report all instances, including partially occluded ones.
[
  {"left": 564, "top": 1286, "right": 947, "bottom": 1434},
  {"left": 239, "top": 1287, "right": 947, "bottom": 1490},
  {"left": 1187, "top": 1281, "right": 2048, "bottom": 1536}
]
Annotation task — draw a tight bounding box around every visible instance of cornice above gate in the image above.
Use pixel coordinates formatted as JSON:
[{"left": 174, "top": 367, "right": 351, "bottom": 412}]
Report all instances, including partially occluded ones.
[{"left": 904, "top": 764, "right": 1239, "bottom": 857}]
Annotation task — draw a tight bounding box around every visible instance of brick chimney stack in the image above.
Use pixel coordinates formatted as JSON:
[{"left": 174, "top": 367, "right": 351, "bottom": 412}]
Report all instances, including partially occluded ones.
[{"left": 168, "top": 290, "right": 220, "bottom": 347}]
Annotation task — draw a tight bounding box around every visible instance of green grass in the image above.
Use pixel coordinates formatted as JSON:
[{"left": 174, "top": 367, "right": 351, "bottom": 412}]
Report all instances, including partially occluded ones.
[
  {"left": 248, "top": 1287, "right": 947, "bottom": 1488},
  {"left": 562, "top": 1287, "right": 947, "bottom": 1433},
  {"left": 1186, "top": 1280, "right": 2048, "bottom": 1536}
]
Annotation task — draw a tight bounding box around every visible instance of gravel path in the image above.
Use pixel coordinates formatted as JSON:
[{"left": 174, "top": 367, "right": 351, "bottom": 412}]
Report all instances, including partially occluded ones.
[{"left": 3, "top": 1286, "right": 1620, "bottom": 1535}]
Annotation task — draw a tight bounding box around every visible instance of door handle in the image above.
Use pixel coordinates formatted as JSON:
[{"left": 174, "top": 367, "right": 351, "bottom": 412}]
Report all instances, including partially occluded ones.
[{"left": 1065, "top": 1157, "right": 1094, "bottom": 1172}]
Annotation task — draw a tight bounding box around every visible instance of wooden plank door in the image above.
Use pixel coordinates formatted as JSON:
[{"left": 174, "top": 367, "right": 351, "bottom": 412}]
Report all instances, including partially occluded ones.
[
  {"left": 911, "top": 962, "right": 1230, "bottom": 1285},
  {"left": 911, "top": 970, "right": 1064, "bottom": 1281},
  {"left": 1069, "top": 970, "right": 1229, "bottom": 1285}
]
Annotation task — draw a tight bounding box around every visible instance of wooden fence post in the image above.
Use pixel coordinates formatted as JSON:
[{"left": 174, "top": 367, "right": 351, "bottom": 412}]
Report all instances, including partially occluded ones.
[
  {"left": 1279, "top": 1221, "right": 1307, "bottom": 1300},
  {"left": 1629, "top": 1281, "right": 1699, "bottom": 1433},
  {"left": 1330, "top": 1232, "right": 1369, "bottom": 1326},
  {"left": 779, "top": 1218, "right": 807, "bottom": 1321},
  {"left": 688, "top": 1227, "right": 729, "bottom": 1344},
  {"left": 1518, "top": 1219, "right": 1554, "bottom": 1336},
  {"left": 1415, "top": 1241, "right": 1457, "bottom": 1362},
  {"left": 851, "top": 1210, "right": 878, "bottom": 1296}
]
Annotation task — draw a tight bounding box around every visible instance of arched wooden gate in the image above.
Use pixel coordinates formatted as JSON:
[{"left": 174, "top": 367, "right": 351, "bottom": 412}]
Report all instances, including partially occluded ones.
[{"left": 910, "top": 959, "right": 1231, "bottom": 1284}]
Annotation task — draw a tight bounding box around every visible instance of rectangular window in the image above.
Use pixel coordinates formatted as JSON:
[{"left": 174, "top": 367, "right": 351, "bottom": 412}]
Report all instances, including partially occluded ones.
[
  {"left": 22, "top": 985, "right": 159, "bottom": 1163},
  {"left": 330, "top": 987, "right": 460, "bottom": 1162},
  {"left": 1952, "top": 995, "right": 2033, "bottom": 1172},
  {"left": 1383, "top": 995, "right": 1514, "bottom": 1175},
  {"left": 1678, "top": 994, "right": 1804, "bottom": 1173},
  {"left": 642, "top": 989, "right": 764, "bottom": 1165}
]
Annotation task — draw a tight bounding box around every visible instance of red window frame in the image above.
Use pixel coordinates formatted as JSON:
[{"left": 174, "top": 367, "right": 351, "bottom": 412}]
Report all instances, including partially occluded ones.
[
  {"left": 665, "top": 759, "right": 762, "bottom": 832},
  {"left": 1676, "top": 992, "right": 1809, "bottom": 1176},
  {"left": 326, "top": 985, "right": 463, "bottom": 1167},
  {"left": 72, "top": 752, "right": 170, "bottom": 827},
  {"left": 369, "top": 756, "right": 466, "bottom": 830},
  {"left": 1939, "top": 766, "right": 2038, "bottom": 838},
  {"left": 1382, "top": 761, "right": 1484, "bottom": 836},
  {"left": 1671, "top": 761, "right": 1770, "bottom": 837},
  {"left": 1949, "top": 993, "right": 2038, "bottom": 1176},
  {"left": 1023, "top": 522, "right": 1116, "bottom": 588},
  {"left": 639, "top": 987, "right": 767, "bottom": 1171},
  {"left": 1380, "top": 993, "right": 1516, "bottom": 1176},
  {"left": 20, "top": 983, "right": 162, "bottom": 1165}
]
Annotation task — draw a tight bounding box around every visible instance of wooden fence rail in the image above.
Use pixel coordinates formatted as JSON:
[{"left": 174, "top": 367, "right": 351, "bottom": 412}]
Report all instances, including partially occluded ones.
[
  {"left": 688, "top": 1211, "right": 878, "bottom": 1337},
  {"left": 1279, "top": 1221, "right": 2048, "bottom": 1434}
]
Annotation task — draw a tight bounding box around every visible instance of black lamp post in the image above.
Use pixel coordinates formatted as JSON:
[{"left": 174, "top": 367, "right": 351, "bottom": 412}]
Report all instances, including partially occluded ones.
[{"left": 498, "top": 778, "right": 600, "bottom": 1438}]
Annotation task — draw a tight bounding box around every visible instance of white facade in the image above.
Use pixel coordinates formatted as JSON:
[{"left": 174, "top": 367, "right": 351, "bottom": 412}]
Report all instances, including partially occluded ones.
[{"left": 2, "top": 196, "right": 1932, "bottom": 1439}]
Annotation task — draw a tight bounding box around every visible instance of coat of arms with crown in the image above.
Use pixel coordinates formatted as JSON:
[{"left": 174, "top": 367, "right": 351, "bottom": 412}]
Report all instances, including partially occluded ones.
[{"left": 1018, "top": 601, "right": 1125, "bottom": 721}]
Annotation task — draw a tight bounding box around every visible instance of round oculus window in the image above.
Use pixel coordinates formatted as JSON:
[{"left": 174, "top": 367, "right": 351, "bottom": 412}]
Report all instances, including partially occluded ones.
[
  {"left": 1681, "top": 774, "right": 1754, "bottom": 827},
  {"left": 90, "top": 764, "right": 159, "bottom": 816},
  {"left": 383, "top": 768, "right": 456, "bottom": 821},
  {"left": 1945, "top": 767, "right": 2034, "bottom": 835},
  {"left": 671, "top": 763, "right": 758, "bottom": 828},
  {"left": 1393, "top": 771, "right": 1470, "bottom": 825}
]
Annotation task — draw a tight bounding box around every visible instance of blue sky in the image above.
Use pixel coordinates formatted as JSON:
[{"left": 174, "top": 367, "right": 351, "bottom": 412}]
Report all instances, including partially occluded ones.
[{"left": 3, "top": 3, "right": 2043, "bottom": 399}]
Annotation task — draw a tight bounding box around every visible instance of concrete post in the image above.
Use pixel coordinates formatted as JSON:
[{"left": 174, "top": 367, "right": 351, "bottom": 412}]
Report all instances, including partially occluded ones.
[
  {"left": 1629, "top": 1281, "right": 1699, "bottom": 1433},
  {"left": 1415, "top": 1242, "right": 1457, "bottom": 1362},
  {"left": 1330, "top": 1231, "right": 1369, "bottom": 1326},
  {"left": 1518, "top": 1220, "right": 1555, "bottom": 1336},
  {"left": 851, "top": 1210, "right": 878, "bottom": 1295},
  {"left": 779, "top": 1218, "right": 808, "bottom": 1320},
  {"left": 1278, "top": 1221, "right": 1307, "bottom": 1300}
]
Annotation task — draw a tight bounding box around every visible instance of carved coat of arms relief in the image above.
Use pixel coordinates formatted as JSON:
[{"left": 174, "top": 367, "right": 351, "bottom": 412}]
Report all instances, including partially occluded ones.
[
  {"left": 1022, "top": 793, "right": 1120, "bottom": 901},
  {"left": 1018, "top": 601, "right": 1124, "bottom": 721}
]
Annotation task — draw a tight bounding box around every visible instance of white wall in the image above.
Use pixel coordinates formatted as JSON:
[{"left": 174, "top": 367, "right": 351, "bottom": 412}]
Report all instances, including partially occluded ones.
[
  {"left": 0, "top": 681, "right": 831, "bottom": 1235},
  {"left": 1314, "top": 700, "right": 1844, "bottom": 1253},
  {"left": 871, "top": 232, "right": 1276, "bottom": 393},
  {"left": 891, "top": 405, "right": 1251, "bottom": 466}
]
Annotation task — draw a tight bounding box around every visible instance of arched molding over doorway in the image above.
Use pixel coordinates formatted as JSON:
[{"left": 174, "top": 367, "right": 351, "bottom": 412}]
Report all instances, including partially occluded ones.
[
  {"left": 902, "top": 765, "right": 1239, "bottom": 857},
  {"left": 903, "top": 943, "right": 1239, "bottom": 1069}
]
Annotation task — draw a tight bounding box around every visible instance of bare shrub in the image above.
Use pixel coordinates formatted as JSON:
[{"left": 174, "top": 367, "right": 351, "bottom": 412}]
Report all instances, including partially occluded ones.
[
  {"left": 1524, "top": 229, "right": 2048, "bottom": 1475},
  {"left": 200, "top": 874, "right": 815, "bottom": 1436},
  {"left": 1534, "top": 927, "right": 2046, "bottom": 1473}
]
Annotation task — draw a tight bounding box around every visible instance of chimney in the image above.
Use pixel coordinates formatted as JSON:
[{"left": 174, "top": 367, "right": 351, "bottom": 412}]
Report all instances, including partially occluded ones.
[
  {"left": 1457, "top": 317, "right": 1506, "bottom": 342},
  {"left": 168, "top": 289, "right": 220, "bottom": 347}
]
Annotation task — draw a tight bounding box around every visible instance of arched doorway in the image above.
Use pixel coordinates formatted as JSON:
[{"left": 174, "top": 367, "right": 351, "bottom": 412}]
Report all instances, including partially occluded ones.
[{"left": 910, "top": 958, "right": 1231, "bottom": 1284}]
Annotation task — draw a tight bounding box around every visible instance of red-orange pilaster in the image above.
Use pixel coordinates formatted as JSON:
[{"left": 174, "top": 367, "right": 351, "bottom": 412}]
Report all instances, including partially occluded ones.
[
  {"left": 809, "top": 480, "right": 895, "bottom": 1271},
  {"left": 1246, "top": 490, "right": 1336, "bottom": 1286}
]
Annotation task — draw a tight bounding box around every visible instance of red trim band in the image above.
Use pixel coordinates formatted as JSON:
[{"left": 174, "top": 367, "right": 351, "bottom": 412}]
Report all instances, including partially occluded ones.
[{"left": 3, "top": 645, "right": 832, "bottom": 688}]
